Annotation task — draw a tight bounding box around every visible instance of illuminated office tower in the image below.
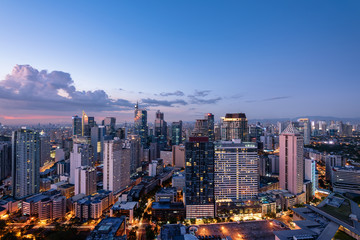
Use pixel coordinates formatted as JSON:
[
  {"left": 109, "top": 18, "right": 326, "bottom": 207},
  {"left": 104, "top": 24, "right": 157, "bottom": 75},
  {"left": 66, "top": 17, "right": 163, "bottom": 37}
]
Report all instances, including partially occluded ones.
[
  {"left": 12, "top": 129, "right": 40, "bottom": 199},
  {"left": 155, "top": 110, "right": 168, "bottom": 151},
  {"left": 103, "top": 139, "right": 131, "bottom": 193},
  {"left": 279, "top": 123, "right": 304, "bottom": 195},
  {"left": 134, "top": 102, "right": 148, "bottom": 147},
  {"left": 214, "top": 141, "right": 259, "bottom": 202},
  {"left": 171, "top": 121, "right": 182, "bottom": 146},
  {"left": 81, "top": 111, "right": 95, "bottom": 137},
  {"left": 185, "top": 137, "right": 215, "bottom": 218},
  {"left": 220, "top": 113, "right": 248, "bottom": 142},
  {"left": 72, "top": 115, "right": 82, "bottom": 136}
]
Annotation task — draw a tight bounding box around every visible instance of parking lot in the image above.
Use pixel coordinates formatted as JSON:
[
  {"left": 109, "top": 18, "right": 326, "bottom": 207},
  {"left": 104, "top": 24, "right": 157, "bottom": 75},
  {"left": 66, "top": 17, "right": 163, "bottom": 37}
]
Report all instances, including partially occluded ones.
[{"left": 195, "top": 220, "right": 287, "bottom": 240}]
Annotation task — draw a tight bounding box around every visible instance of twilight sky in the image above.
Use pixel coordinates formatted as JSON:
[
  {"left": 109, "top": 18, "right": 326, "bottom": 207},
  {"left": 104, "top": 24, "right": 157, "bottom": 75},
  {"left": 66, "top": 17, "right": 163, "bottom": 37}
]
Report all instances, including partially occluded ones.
[{"left": 0, "top": 0, "right": 359, "bottom": 124}]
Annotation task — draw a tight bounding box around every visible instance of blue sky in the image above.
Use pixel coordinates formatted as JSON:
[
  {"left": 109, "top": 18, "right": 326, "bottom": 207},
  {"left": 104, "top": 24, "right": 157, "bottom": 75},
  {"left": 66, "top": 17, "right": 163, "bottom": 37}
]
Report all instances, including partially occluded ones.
[{"left": 0, "top": 1, "right": 359, "bottom": 123}]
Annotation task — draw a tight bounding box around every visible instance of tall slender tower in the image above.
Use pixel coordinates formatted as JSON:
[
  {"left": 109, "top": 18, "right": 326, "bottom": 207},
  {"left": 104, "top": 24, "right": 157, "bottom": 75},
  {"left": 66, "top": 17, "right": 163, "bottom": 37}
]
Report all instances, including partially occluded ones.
[
  {"left": 155, "top": 110, "right": 167, "bottom": 151},
  {"left": 72, "top": 115, "right": 82, "bottom": 136},
  {"left": 185, "top": 137, "right": 215, "bottom": 218},
  {"left": 279, "top": 123, "right": 304, "bottom": 195},
  {"left": 134, "top": 102, "right": 148, "bottom": 148},
  {"left": 82, "top": 110, "right": 88, "bottom": 137},
  {"left": 103, "top": 139, "right": 131, "bottom": 192},
  {"left": 12, "top": 129, "right": 40, "bottom": 199}
]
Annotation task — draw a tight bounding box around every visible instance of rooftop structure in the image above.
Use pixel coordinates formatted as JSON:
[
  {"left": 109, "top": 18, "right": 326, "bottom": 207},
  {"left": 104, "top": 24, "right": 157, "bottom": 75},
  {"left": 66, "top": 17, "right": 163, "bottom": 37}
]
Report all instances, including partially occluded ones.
[{"left": 87, "top": 217, "right": 126, "bottom": 240}]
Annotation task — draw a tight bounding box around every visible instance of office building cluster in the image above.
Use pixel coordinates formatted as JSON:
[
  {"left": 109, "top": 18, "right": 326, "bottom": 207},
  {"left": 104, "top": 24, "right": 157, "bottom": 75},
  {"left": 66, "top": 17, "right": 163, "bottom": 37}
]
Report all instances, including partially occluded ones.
[{"left": 1, "top": 104, "right": 360, "bottom": 239}]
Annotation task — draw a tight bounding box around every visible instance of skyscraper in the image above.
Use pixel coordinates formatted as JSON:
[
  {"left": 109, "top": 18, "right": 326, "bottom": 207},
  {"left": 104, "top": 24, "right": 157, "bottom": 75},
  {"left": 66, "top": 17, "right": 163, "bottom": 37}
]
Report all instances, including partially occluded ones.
[
  {"left": 74, "top": 166, "right": 97, "bottom": 195},
  {"left": 185, "top": 137, "right": 215, "bottom": 218},
  {"left": 155, "top": 110, "right": 168, "bottom": 151},
  {"left": 171, "top": 121, "right": 182, "bottom": 146},
  {"left": 128, "top": 135, "right": 142, "bottom": 175},
  {"left": 82, "top": 111, "right": 95, "bottom": 137},
  {"left": 298, "top": 118, "right": 311, "bottom": 145},
  {"left": 214, "top": 141, "right": 259, "bottom": 203},
  {"left": 91, "top": 125, "right": 106, "bottom": 163},
  {"left": 206, "top": 113, "right": 215, "bottom": 142},
  {"left": 103, "top": 139, "right": 131, "bottom": 193},
  {"left": 192, "top": 113, "right": 215, "bottom": 141},
  {"left": 12, "top": 129, "right": 40, "bottom": 199},
  {"left": 72, "top": 115, "right": 82, "bottom": 136},
  {"left": 40, "top": 135, "right": 51, "bottom": 167},
  {"left": 279, "top": 123, "right": 304, "bottom": 195},
  {"left": 70, "top": 143, "right": 94, "bottom": 184},
  {"left": 0, "top": 142, "right": 11, "bottom": 181},
  {"left": 103, "top": 117, "right": 116, "bottom": 136},
  {"left": 134, "top": 102, "right": 148, "bottom": 147},
  {"left": 220, "top": 113, "right": 248, "bottom": 142}
]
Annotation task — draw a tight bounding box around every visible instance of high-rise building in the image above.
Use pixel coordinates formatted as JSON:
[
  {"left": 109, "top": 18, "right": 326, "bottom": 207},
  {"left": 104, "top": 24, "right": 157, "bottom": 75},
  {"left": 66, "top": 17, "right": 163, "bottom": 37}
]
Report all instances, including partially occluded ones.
[
  {"left": 185, "top": 137, "right": 215, "bottom": 218},
  {"left": 220, "top": 113, "right": 248, "bottom": 142},
  {"left": 91, "top": 125, "right": 106, "bottom": 163},
  {"left": 279, "top": 123, "right": 304, "bottom": 195},
  {"left": 331, "top": 167, "right": 360, "bottom": 195},
  {"left": 81, "top": 111, "right": 95, "bottom": 137},
  {"left": 214, "top": 141, "right": 259, "bottom": 203},
  {"left": 155, "top": 110, "right": 168, "bottom": 151},
  {"left": 192, "top": 113, "right": 215, "bottom": 141},
  {"left": 206, "top": 113, "right": 215, "bottom": 142},
  {"left": 171, "top": 121, "right": 182, "bottom": 146},
  {"left": 0, "top": 142, "right": 11, "bottom": 181},
  {"left": 40, "top": 135, "right": 51, "bottom": 167},
  {"left": 70, "top": 143, "right": 94, "bottom": 184},
  {"left": 72, "top": 115, "right": 82, "bottom": 136},
  {"left": 325, "top": 155, "right": 345, "bottom": 181},
  {"left": 12, "top": 129, "right": 40, "bottom": 199},
  {"left": 298, "top": 118, "right": 311, "bottom": 145},
  {"left": 172, "top": 144, "right": 185, "bottom": 169},
  {"left": 103, "top": 139, "right": 131, "bottom": 193},
  {"left": 74, "top": 166, "right": 97, "bottom": 195},
  {"left": 103, "top": 117, "right": 116, "bottom": 136},
  {"left": 304, "top": 159, "right": 316, "bottom": 197},
  {"left": 134, "top": 102, "right": 148, "bottom": 148}
]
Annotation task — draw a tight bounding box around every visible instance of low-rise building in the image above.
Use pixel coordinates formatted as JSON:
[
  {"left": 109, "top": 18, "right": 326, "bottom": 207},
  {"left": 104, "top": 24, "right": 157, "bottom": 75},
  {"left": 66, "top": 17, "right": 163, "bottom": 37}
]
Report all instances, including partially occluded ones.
[
  {"left": 155, "top": 187, "right": 177, "bottom": 203},
  {"left": 110, "top": 201, "right": 138, "bottom": 223},
  {"left": 152, "top": 202, "right": 185, "bottom": 221},
  {"left": 74, "top": 190, "right": 114, "bottom": 221},
  {"left": 87, "top": 217, "right": 126, "bottom": 240}
]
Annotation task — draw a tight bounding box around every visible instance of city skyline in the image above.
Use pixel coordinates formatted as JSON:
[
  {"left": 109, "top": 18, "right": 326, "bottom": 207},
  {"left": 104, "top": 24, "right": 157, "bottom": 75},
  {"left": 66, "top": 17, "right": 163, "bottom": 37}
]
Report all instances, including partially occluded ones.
[{"left": 0, "top": 1, "right": 360, "bottom": 124}]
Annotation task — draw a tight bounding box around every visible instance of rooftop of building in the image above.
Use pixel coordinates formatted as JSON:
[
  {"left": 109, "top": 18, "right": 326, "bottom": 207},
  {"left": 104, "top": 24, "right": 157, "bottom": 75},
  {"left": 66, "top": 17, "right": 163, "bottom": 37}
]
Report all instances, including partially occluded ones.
[
  {"left": 333, "top": 166, "right": 360, "bottom": 172},
  {"left": 278, "top": 193, "right": 360, "bottom": 239},
  {"left": 152, "top": 201, "right": 184, "bottom": 210},
  {"left": 112, "top": 201, "right": 138, "bottom": 210},
  {"left": 87, "top": 217, "right": 126, "bottom": 240},
  {"left": 160, "top": 224, "right": 187, "bottom": 240},
  {"left": 215, "top": 141, "right": 257, "bottom": 148},
  {"left": 156, "top": 187, "right": 177, "bottom": 195},
  {"left": 224, "top": 113, "right": 247, "bottom": 119},
  {"left": 58, "top": 183, "right": 75, "bottom": 189},
  {"left": 24, "top": 193, "right": 49, "bottom": 203}
]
